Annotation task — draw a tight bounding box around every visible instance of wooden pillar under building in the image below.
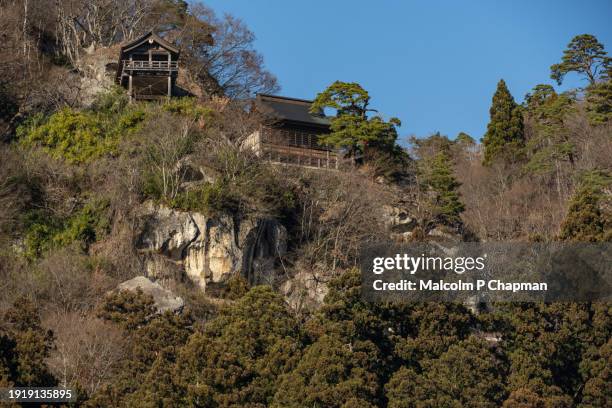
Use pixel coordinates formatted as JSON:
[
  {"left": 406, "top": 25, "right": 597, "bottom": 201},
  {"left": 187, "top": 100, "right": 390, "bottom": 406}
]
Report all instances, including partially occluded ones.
[
  {"left": 167, "top": 53, "right": 172, "bottom": 97},
  {"left": 128, "top": 74, "right": 133, "bottom": 102}
]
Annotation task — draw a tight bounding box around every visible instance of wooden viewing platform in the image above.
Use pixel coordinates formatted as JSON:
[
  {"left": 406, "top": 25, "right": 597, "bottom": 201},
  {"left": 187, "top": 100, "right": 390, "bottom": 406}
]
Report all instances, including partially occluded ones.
[
  {"left": 244, "top": 128, "right": 339, "bottom": 169},
  {"left": 116, "top": 32, "right": 180, "bottom": 100}
]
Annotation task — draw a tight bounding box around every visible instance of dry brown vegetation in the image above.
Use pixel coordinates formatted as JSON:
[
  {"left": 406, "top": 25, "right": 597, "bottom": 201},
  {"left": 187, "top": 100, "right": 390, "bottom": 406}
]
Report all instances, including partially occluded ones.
[{"left": 456, "top": 107, "right": 612, "bottom": 241}]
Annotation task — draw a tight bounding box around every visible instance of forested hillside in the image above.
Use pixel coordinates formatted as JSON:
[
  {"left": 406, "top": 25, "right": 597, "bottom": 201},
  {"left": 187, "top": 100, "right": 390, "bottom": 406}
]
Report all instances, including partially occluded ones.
[{"left": 0, "top": 1, "right": 610, "bottom": 407}]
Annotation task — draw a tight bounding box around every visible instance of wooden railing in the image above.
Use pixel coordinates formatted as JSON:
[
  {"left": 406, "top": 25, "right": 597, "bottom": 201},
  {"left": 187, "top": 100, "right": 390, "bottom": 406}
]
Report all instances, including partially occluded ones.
[
  {"left": 261, "top": 127, "right": 330, "bottom": 151},
  {"left": 122, "top": 60, "right": 178, "bottom": 71},
  {"left": 261, "top": 143, "right": 338, "bottom": 169},
  {"left": 243, "top": 129, "right": 338, "bottom": 169}
]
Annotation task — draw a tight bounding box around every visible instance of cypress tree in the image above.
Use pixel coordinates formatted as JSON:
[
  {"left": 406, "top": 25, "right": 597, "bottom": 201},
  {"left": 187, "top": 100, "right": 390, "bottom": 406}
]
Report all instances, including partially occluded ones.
[
  {"left": 482, "top": 79, "right": 525, "bottom": 165},
  {"left": 420, "top": 151, "right": 465, "bottom": 226}
]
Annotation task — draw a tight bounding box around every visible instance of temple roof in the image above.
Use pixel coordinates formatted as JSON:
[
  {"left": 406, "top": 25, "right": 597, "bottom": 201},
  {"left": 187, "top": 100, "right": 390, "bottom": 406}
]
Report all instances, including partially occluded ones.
[
  {"left": 120, "top": 31, "right": 179, "bottom": 55},
  {"left": 256, "top": 94, "right": 331, "bottom": 128}
]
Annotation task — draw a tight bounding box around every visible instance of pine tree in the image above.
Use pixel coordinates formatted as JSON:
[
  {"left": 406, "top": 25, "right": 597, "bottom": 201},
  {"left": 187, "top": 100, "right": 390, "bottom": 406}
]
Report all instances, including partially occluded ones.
[
  {"left": 482, "top": 79, "right": 525, "bottom": 165},
  {"left": 559, "top": 170, "right": 611, "bottom": 242},
  {"left": 523, "top": 85, "right": 577, "bottom": 182},
  {"left": 550, "top": 34, "right": 610, "bottom": 86},
  {"left": 579, "top": 339, "right": 612, "bottom": 408},
  {"left": 586, "top": 67, "right": 612, "bottom": 124},
  {"left": 310, "top": 81, "right": 401, "bottom": 158},
  {"left": 0, "top": 298, "right": 55, "bottom": 387},
  {"left": 176, "top": 286, "right": 302, "bottom": 407}
]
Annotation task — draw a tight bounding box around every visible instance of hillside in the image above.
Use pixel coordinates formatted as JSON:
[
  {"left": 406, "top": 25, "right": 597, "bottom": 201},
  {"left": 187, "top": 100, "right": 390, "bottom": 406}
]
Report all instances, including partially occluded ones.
[{"left": 0, "top": 1, "right": 611, "bottom": 407}]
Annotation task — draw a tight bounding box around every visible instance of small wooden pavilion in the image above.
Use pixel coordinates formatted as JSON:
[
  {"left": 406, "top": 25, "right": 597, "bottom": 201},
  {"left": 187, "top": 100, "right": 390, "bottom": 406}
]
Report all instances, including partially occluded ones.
[
  {"left": 244, "top": 94, "right": 338, "bottom": 169},
  {"left": 116, "top": 32, "right": 179, "bottom": 100}
]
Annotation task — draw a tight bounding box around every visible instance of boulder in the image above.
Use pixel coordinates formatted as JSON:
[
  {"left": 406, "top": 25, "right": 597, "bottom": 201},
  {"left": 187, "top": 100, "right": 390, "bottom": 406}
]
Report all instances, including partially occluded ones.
[
  {"left": 382, "top": 204, "right": 417, "bottom": 233},
  {"left": 117, "top": 276, "right": 184, "bottom": 314}
]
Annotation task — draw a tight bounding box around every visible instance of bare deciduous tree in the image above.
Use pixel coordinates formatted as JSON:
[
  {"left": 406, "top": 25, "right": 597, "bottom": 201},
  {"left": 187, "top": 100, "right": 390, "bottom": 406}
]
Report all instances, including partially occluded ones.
[
  {"left": 55, "top": 0, "right": 157, "bottom": 65},
  {"left": 181, "top": 3, "right": 279, "bottom": 99},
  {"left": 45, "top": 311, "right": 127, "bottom": 396},
  {"left": 136, "top": 112, "right": 200, "bottom": 201}
]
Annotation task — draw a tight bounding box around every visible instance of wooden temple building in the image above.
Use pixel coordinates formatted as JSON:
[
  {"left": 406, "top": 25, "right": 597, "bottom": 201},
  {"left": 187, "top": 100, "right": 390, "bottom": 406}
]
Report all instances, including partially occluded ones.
[
  {"left": 244, "top": 94, "right": 338, "bottom": 169},
  {"left": 116, "top": 32, "right": 179, "bottom": 100}
]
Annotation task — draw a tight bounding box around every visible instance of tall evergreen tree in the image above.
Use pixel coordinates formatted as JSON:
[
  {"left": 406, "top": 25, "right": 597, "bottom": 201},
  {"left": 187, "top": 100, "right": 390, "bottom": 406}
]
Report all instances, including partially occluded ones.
[
  {"left": 272, "top": 334, "right": 379, "bottom": 408},
  {"left": 482, "top": 79, "right": 525, "bottom": 165},
  {"left": 579, "top": 339, "right": 612, "bottom": 408},
  {"left": 176, "top": 286, "right": 302, "bottom": 407},
  {"left": 420, "top": 151, "right": 465, "bottom": 226},
  {"left": 0, "top": 298, "right": 55, "bottom": 387}
]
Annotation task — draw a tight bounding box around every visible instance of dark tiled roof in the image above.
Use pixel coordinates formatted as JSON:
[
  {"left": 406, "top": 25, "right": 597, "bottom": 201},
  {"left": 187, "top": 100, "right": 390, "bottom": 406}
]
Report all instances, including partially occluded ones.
[
  {"left": 256, "top": 94, "right": 331, "bottom": 127},
  {"left": 120, "top": 31, "right": 180, "bottom": 55}
]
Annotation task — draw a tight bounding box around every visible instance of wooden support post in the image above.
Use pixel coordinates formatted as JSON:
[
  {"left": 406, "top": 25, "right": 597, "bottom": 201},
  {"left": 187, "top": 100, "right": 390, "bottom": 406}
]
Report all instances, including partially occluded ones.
[
  {"left": 128, "top": 74, "right": 133, "bottom": 102},
  {"left": 167, "top": 53, "right": 172, "bottom": 97}
]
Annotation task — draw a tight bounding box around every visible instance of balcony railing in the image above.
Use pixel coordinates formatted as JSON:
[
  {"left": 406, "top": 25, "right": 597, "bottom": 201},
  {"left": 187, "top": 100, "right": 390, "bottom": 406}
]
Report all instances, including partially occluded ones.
[
  {"left": 261, "top": 127, "right": 330, "bottom": 151},
  {"left": 122, "top": 60, "right": 178, "bottom": 71},
  {"left": 243, "top": 129, "right": 338, "bottom": 169}
]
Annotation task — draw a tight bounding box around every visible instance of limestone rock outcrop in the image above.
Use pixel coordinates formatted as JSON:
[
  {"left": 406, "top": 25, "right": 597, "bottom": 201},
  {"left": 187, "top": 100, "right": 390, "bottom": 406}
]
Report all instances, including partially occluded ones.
[
  {"left": 77, "top": 45, "right": 119, "bottom": 106},
  {"left": 135, "top": 202, "right": 287, "bottom": 292},
  {"left": 382, "top": 204, "right": 417, "bottom": 231}
]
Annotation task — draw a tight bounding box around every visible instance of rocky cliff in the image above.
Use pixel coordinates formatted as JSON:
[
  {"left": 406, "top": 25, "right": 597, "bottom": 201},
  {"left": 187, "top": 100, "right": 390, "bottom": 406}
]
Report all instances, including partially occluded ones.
[{"left": 135, "top": 202, "right": 287, "bottom": 292}]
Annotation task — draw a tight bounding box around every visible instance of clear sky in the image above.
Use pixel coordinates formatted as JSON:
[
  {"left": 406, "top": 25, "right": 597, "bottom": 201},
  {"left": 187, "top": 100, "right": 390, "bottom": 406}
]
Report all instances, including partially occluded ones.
[{"left": 203, "top": 0, "right": 612, "bottom": 142}]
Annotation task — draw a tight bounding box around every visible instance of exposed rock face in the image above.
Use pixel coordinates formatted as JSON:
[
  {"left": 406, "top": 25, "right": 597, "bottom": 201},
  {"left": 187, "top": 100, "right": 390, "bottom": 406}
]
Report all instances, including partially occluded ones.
[
  {"left": 136, "top": 202, "right": 287, "bottom": 291},
  {"left": 117, "top": 276, "right": 184, "bottom": 314},
  {"left": 137, "top": 204, "right": 200, "bottom": 260},
  {"left": 427, "top": 225, "right": 462, "bottom": 243},
  {"left": 382, "top": 204, "right": 418, "bottom": 241},
  {"left": 280, "top": 270, "right": 329, "bottom": 313},
  {"left": 382, "top": 204, "right": 417, "bottom": 232},
  {"left": 77, "top": 45, "right": 120, "bottom": 106}
]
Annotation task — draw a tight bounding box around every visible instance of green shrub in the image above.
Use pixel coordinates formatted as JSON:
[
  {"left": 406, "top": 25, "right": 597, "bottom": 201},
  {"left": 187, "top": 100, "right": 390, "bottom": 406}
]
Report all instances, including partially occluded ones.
[
  {"left": 91, "top": 86, "right": 129, "bottom": 114},
  {"left": 116, "top": 108, "right": 147, "bottom": 134},
  {"left": 53, "top": 199, "right": 111, "bottom": 248},
  {"left": 17, "top": 90, "right": 146, "bottom": 164},
  {"left": 170, "top": 181, "right": 238, "bottom": 215},
  {"left": 22, "top": 198, "right": 111, "bottom": 260},
  {"left": 162, "top": 97, "right": 213, "bottom": 121},
  {"left": 559, "top": 170, "right": 611, "bottom": 242},
  {"left": 18, "top": 108, "right": 114, "bottom": 164},
  {"left": 23, "top": 215, "right": 62, "bottom": 260}
]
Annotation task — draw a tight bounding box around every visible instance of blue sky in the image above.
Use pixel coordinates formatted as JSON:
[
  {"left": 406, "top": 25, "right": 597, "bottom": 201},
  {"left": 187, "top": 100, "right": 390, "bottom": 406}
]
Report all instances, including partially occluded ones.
[{"left": 203, "top": 0, "right": 612, "bottom": 142}]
